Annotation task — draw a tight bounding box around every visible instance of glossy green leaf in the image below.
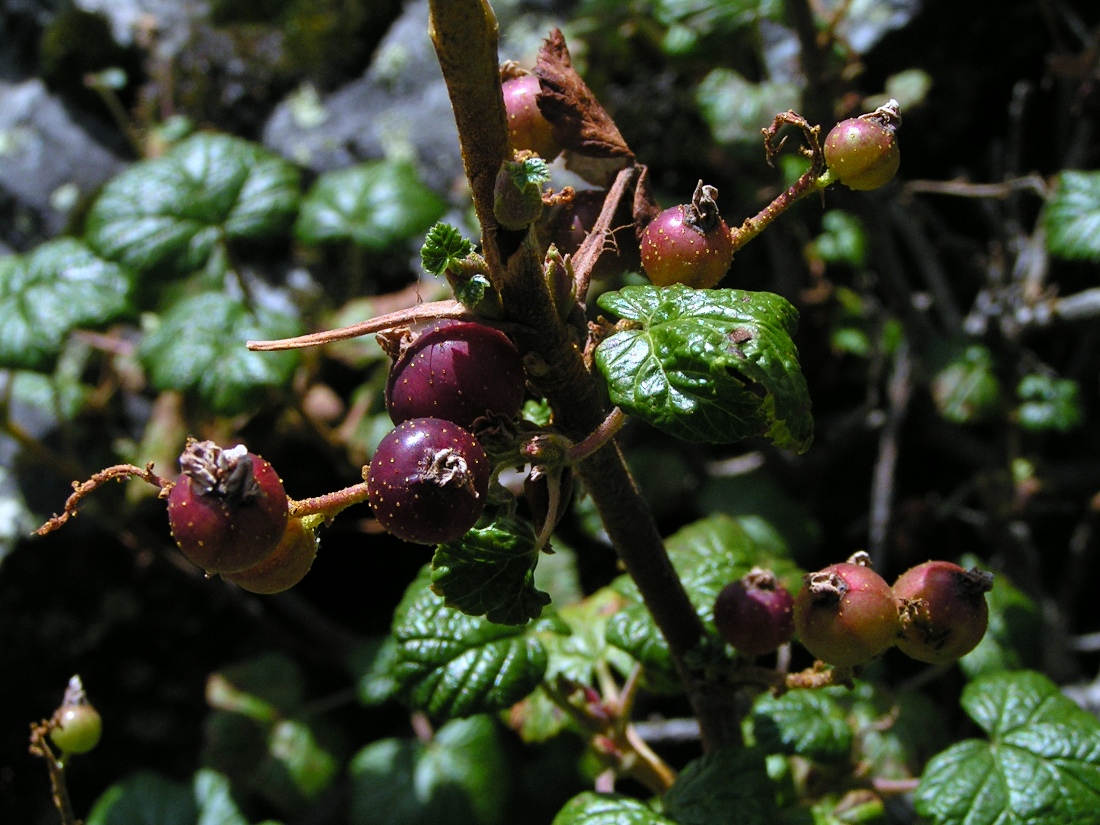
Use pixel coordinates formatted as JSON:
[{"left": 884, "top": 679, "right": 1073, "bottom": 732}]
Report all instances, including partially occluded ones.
[
  {"left": 349, "top": 716, "right": 507, "bottom": 825},
  {"left": 86, "top": 133, "right": 301, "bottom": 276},
  {"left": 87, "top": 772, "right": 198, "bottom": 825},
  {"left": 1045, "top": 171, "right": 1100, "bottom": 261},
  {"left": 350, "top": 635, "right": 402, "bottom": 706},
  {"left": 915, "top": 670, "right": 1100, "bottom": 825},
  {"left": 390, "top": 567, "right": 558, "bottom": 719},
  {"left": 552, "top": 792, "right": 676, "bottom": 825},
  {"left": 139, "top": 292, "right": 301, "bottom": 415},
  {"left": 430, "top": 518, "right": 551, "bottom": 626},
  {"left": 595, "top": 285, "right": 813, "bottom": 451},
  {"left": 295, "top": 161, "right": 446, "bottom": 250},
  {"left": 0, "top": 239, "right": 134, "bottom": 370},
  {"left": 664, "top": 746, "right": 778, "bottom": 825},
  {"left": 1015, "top": 374, "right": 1082, "bottom": 432},
  {"left": 605, "top": 514, "right": 802, "bottom": 681},
  {"left": 751, "top": 689, "right": 853, "bottom": 763},
  {"left": 957, "top": 556, "right": 1042, "bottom": 679}
]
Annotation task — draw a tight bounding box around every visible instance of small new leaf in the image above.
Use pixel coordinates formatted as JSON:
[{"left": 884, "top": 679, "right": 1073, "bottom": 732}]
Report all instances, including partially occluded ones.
[
  {"left": 422, "top": 222, "right": 475, "bottom": 276},
  {"left": 85, "top": 133, "right": 301, "bottom": 276},
  {"left": 0, "top": 239, "right": 134, "bottom": 370},
  {"left": 1045, "top": 171, "right": 1100, "bottom": 262},
  {"left": 915, "top": 670, "right": 1100, "bottom": 825},
  {"left": 139, "top": 292, "right": 301, "bottom": 415},
  {"left": 430, "top": 518, "right": 551, "bottom": 626},
  {"left": 390, "top": 567, "right": 558, "bottom": 719},
  {"left": 595, "top": 285, "right": 813, "bottom": 451}
]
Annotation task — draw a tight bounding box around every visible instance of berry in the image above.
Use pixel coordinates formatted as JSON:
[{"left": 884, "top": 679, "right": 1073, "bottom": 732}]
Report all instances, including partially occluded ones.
[
  {"left": 224, "top": 517, "right": 318, "bottom": 594},
  {"left": 167, "top": 440, "right": 289, "bottom": 574},
  {"left": 793, "top": 559, "right": 899, "bottom": 667},
  {"left": 823, "top": 115, "right": 900, "bottom": 191},
  {"left": 640, "top": 183, "right": 734, "bottom": 288},
  {"left": 49, "top": 676, "right": 101, "bottom": 755},
  {"left": 503, "top": 75, "right": 560, "bottom": 160},
  {"left": 386, "top": 321, "right": 525, "bottom": 429},
  {"left": 494, "top": 157, "right": 548, "bottom": 230},
  {"left": 713, "top": 568, "right": 795, "bottom": 656},
  {"left": 893, "top": 561, "right": 993, "bottom": 664},
  {"left": 367, "top": 417, "right": 490, "bottom": 544}
]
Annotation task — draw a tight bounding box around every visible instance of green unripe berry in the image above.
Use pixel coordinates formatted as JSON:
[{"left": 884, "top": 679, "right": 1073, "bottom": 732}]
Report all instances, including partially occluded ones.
[{"left": 49, "top": 676, "right": 102, "bottom": 755}]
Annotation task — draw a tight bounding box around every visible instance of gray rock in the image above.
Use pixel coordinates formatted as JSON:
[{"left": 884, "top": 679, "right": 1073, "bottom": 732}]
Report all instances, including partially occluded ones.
[{"left": 0, "top": 78, "right": 125, "bottom": 241}]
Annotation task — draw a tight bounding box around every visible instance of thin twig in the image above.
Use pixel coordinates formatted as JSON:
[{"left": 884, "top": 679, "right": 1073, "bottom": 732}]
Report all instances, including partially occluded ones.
[
  {"left": 906, "top": 175, "right": 1050, "bottom": 200},
  {"left": 35, "top": 463, "right": 169, "bottom": 536},
  {"left": 868, "top": 340, "right": 912, "bottom": 570}
]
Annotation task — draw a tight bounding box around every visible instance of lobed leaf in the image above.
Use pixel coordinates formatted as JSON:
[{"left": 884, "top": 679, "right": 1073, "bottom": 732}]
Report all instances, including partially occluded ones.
[
  {"left": 390, "top": 567, "right": 560, "bottom": 719},
  {"left": 664, "top": 746, "right": 778, "bottom": 825},
  {"left": 1045, "top": 171, "right": 1100, "bottom": 262},
  {"left": 139, "top": 292, "right": 301, "bottom": 415},
  {"left": 915, "top": 670, "right": 1100, "bottom": 825},
  {"left": 595, "top": 285, "right": 813, "bottom": 451},
  {"left": 295, "top": 161, "right": 446, "bottom": 250},
  {"left": 551, "top": 792, "right": 677, "bottom": 825},
  {"left": 0, "top": 239, "right": 134, "bottom": 371},
  {"left": 349, "top": 716, "right": 507, "bottom": 825},
  {"left": 86, "top": 133, "right": 301, "bottom": 276},
  {"left": 750, "top": 689, "right": 853, "bottom": 763},
  {"left": 430, "top": 518, "right": 551, "bottom": 627}
]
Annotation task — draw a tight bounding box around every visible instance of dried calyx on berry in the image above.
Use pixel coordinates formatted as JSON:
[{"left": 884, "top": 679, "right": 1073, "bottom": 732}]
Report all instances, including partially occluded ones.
[
  {"left": 713, "top": 567, "right": 795, "bottom": 656},
  {"left": 49, "top": 675, "right": 102, "bottom": 756},
  {"left": 793, "top": 551, "right": 899, "bottom": 668},
  {"left": 894, "top": 561, "right": 993, "bottom": 664},
  {"left": 640, "top": 180, "right": 735, "bottom": 289},
  {"left": 167, "top": 439, "right": 289, "bottom": 574}
]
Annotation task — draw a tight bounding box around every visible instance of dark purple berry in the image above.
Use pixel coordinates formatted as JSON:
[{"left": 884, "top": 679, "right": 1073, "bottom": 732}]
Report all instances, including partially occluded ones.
[
  {"left": 503, "top": 75, "right": 560, "bottom": 160},
  {"left": 893, "top": 561, "right": 993, "bottom": 664},
  {"left": 713, "top": 568, "right": 795, "bottom": 655},
  {"left": 824, "top": 116, "right": 900, "bottom": 191},
  {"left": 385, "top": 321, "right": 525, "bottom": 429},
  {"left": 640, "top": 183, "right": 734, "bottom": 288},
  {"left": 167, "top": 440, "right": 289, "bottom": 574},
  {"left": 367, "top": 417, "right": 490, "bottom": 545},
  {"left": 793, "top": 557, "right": 899, "bottom": 667}
]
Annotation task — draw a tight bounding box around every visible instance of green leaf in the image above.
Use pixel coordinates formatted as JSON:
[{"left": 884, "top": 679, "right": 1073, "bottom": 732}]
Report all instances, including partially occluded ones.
[
  {"left": 192, "top": 769, "right": 251, "bottom": 825},
  {"left": 751, "top": 689, "right": 853, "bottom": 763},
  {"left": 931, "top": 344, "right": 1001, "bottom": 424},
  {"left": 422, "top": 222, "right": 474, "bottom": 276},
  {"left": 430, "top": 518, "right": 551, "bottom": 626},
  {"left": 253, "top": 719, "right": 340, "bottom": 807},
  {"left": 808, "top": 211, "right": 867, "bottom": 268},
  {"left": 86, "top": 133, "right": 301, "bottom": 276},
  {"left": 552, "top": 792, "right": 677, "bottom": 825},
  {"left": 957, "top": 556, "right": 1043, "bottom": 679},
  {"left": 87, "top": 772, "right": 198, "bottom": 825},
  {"left": 349, "top": 715, "right": 507, "bottom": 825},
  {"left": 1045, "top": 171, "right": 1100, "bottom": 261},
  {"left": 295, "top": 160, "right": 446, "bottom": 250},
  {"left": 390, "top": 566, "right": 558, "bottom": 719},
  {"left": 139, "top": 292, "right": 301, "bottom": 415},
  {"left": 595, "top": 285, "right": 813, "bottom": 451},
  {"left": 664, "top": 746, "right": 778, "bottom": 825},
  {"left": 0, "top": 238, "right": 134, "bottom": 370},
  {"left": 605, "top": 514, "right": 802, "bottom": 681},
  {"left": 206, "top": 653, "right": 304, "bottom": 722},
  {"left": 350, "top": 635, "right": 402, "bottom": 706},
  {"left": 914, "top": 670, "right": 1100, "bottom": 825},
  {"left": 1015, "top": 374, "right": 1082, "bottom": 432},
  {"left": 697, "top": 68, "right": 800, "bottom": 145}
]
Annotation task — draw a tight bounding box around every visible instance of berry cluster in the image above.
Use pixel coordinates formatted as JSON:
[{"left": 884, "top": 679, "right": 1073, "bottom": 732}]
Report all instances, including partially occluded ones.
[
  {"left": 712, "top": 553, "right": 993, "bottom": 668},
  {"left": 368, "top": 320, "right": 526, "bottom": 544}
]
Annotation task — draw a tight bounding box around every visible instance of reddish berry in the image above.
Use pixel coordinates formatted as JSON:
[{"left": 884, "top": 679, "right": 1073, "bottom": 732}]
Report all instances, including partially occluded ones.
[
  {"left": 713, "top": 568, "right": 795, "bottom": 655},
  {"left": 49, "top": 676, "right": 101, "bottom": 755},
  {"left": 893, "top": 561, "right": 993, "bottom": 664},
  {"left": 386, "top": 321, "right": 525, "bottom": 429},
  {"left": 367, "top": 417, "right": 490, "bottom": 545},
  {"left": 224, "top": 517, "right": 318, "bottom": 594},
  {"left": 793, "top": 558, "right": 899, "bottom": 667},
  {"left": 503, "top": 75, "right": 560, "bottom": 160},
  {"left": 167, "top": 440, "right": 289, "bottom": 574},
  {"left": 824, "top": 115, "right": 900, "bottom": 191},
  {"left": 640, "top": 183, "right": 734, "bottom": 288}
]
